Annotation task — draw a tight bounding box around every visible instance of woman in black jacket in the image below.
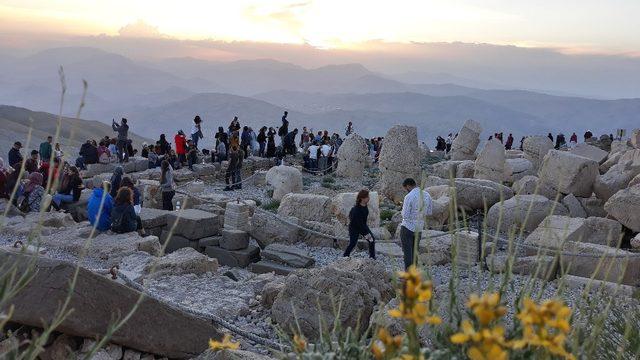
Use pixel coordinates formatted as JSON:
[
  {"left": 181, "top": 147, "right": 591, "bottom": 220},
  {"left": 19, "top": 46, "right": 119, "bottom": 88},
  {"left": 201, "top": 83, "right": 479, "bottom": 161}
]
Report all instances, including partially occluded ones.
[
  {"left": 51, "top": 166, "right": 83, "bottom": 210},
  {"left": 110, "top": 187, "right": 145, "bottom": 235},
  {"left": 344, "top": 189, "right": 375, "bottom": 259}
]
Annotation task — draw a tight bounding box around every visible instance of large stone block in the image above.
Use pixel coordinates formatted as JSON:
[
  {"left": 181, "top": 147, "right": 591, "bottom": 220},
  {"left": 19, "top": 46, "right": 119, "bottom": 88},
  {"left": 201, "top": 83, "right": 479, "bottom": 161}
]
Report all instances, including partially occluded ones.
[
  {"left": 1, "top": 250, "right": 221, "bottom": 358},
  {"left": 278, "top": 193, "right": 333, "bottom": 223},
  {"left": 378, "top": 125, "right": 421, "bottom": 202},
  {"left": 524, "top": 215, "right": 587, "bottom": 250},
  {"left": 261, "top": 243, "right": 315, "bottom": 268},
  {"left": 139, "top": 208, "right": 171, "bottom": 229},
  {"left": 250, "top": 211, "right": 300, "bottom": 248},
  {"left": 569, "top": 143, "right": 609, "bottom": 164},
  {"left": 266, "top": 165, "right": 303, "bottom": 201},
  {"left": 160, "top": 230, "right": 198, "bottom": 253},
  {"left": 452, "top": 178, "right": 514, "bottom": 211},
  {"left": 583, "top": 217, "right": 623, "bottom": 246},
  {"left": 220, "top": 229, "right": 250, "bottom": 250},
  {"left": 205, "top": 245, "right": 260, "bottom": 268},
  {"left": 604, "top": 184, "right": 640, "bottom": 232},
  {"left": 166, "top": 209, "right": 220, "bottom": 240},
  {"left": 336, "top": 133, "right": 369, "bottom": 178},
  {"left": 559, "top": 242, "right": 640, "bottom": 286},
  {"left": 432, "top": 161, "right": 462, "bottom": 179},
  {"left": 474, "top": 139, "right": 506, "bottom": 183},
  {"left": 523, "top": 136, "right": 553, "bottom": 171},
  {"left": 487, "top": 195, "right": 569, "bottom": 233},
  {"left": 561, "top": 194, "right": 587, "bottom": 218},
  {"left": 504, "top": 158, "right": 534, "bottom": 183},
  {"left": 538, "top": 150, "right": 599, "bottom": 197},
  {"left": 450, "top": 119, "right": 482, "bottom": 160}
]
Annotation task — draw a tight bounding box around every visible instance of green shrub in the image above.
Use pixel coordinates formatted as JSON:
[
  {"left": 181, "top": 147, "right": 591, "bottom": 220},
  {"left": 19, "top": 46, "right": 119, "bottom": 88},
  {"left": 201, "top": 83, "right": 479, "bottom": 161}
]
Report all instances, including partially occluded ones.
[
  {"left": 261, "top": 200, "right": 280, "bottom": 212},
  {"left": 380, "top": 209, "right": 396, "bottom": 221}
]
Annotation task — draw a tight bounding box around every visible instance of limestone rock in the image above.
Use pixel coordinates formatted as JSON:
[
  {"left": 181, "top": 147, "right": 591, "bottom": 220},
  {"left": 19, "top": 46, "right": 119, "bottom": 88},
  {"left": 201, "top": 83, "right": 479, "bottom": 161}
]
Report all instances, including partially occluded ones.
[
  {"left": 262, "top": 243, "right": 315, "bottom": 268},
  {"left": 569, "top": 143, "right": 609, "bottom": 164},
  {"left": 331, "top": 191, "right": 380, "bottom": 229},
  {"left": 604, "top": 184, "right": 640, "bottom": 232},
  {"left": 559, "top": 242, "right": 640, "bottom": 286},
  {"left": 432, "top": 161, "right": 461, "bottom": 179},
  {"left": 40, "top": 334, "right": 79, "bottom": 360},
  {"left": 336, "top": 133, "right": 369, "bottom": 178},
  {"left": 577, "top": 196, "right": 607, "bottom": 218},
  {"left": 504, "top": 158, "right": 534, "bottom": 183},
  {"left": 418, "top": 230, "right": 452, "bottom": 266},
  {"left": 562, "top": 194, "right": 587, "bottom": 218},
  {"left": 450, "top": 119, "right": 482, "bottom": 160},
  {"left": 511, "top": 175, "right": 558, "bottom": 199},
  {"left": 278, "top": 193, "right": 332, "bottom": 223},
  {"left": 452, "top": 178, "right": 514, "bottom": 212},
  {"left": 166, "top": 209, "right": 220, "bottom": 240},
  {"left": 594, "top": 149, "right": 640, "bottom": 201},
  {"left": 474, "top": 138, "right": 506, "bottom": 183},
  {"left": 220, "top": 229, "right": 250, "bottom": 250},
  {"left": 523, "top": 136, "right": 554, "bottom": 170},
  {"left": 261, "top": 278, "right": 286, "bottom": 308},
  {"left": 271, "top": 264, "right": 375, "bottom": 340},
  {"left": 456, "top": 160, "right": 476, "bottom": 178},
  {"left": 266, "top": 165, "right": 303, "bottom": 200},
  {"left": 583, "top": 217, "right": 622, "bottom": 246},
  {"left": 2, "top": 250, "right": 221, "bottom": 358},
  {"left": 300, "top": 220, "right": 338, "bottom": 247},
  {"left": 378, "top": 125, "right": 421, "bottom": 203},
  {"left": 250, "top": 211, "right": 299, "bottom": 248},
  {"left": 143, "top": 247, "right": 219, "bottom": 278},
  {"left": 524, "top": 215, "right": 587, "bottom": 250},
  {"left": 487, "top": 195, "right": 568, "bottom": 233},
  {"left": 538, "top": 150, "right": 599, "bottom": 197}
]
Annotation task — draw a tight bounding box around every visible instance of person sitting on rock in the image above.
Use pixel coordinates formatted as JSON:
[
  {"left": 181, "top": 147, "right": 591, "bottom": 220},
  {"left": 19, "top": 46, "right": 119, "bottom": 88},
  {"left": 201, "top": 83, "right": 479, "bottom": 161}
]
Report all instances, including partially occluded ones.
[
  {"left": 79, "top": 139, "right": 98, "bottom": 168},
  {"left": 344, "top": 189, "right": 376, "bottom": 259},
  {"left": 87, "top": 181, "right": 114, "bottom": 231},
  {"left": 111, "top": 186, "right": 145, "bottom": 235},
  {"left": 120, "top": 177, "right": 142, "bottom": 214},
  {"left": 21, "top": 172, "right": 44, "bottom": 213},
  {"left": 147, "top": 145, "right": 160, "bottom": 169},
  {"left": 51, "top": 165, "right": 82, "bottom": 211},
  {"left": 186, "top": 140, "right": 198, "bottom": 171},
  {"left": 109, "top": 166, "right": 124, "bottom": 198},
  {"left": 97, "top": 140, "right": 111, "bottom": 164}
]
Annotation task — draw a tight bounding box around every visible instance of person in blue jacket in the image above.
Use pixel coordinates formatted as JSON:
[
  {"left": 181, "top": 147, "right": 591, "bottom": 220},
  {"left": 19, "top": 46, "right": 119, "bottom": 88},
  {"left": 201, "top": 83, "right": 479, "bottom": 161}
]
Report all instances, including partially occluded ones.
[{"left": 87, "top": 181, "right": 114, "bottom": 231}]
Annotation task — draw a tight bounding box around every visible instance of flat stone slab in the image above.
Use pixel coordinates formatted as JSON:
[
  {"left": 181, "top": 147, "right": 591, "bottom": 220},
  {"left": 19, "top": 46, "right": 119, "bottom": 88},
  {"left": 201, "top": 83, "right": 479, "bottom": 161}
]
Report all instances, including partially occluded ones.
[
  {"left": 198, "top": 236, "right": 221, "bottom": 248},
  {"left": 205, "top": 245, "right": 260, "bottom": 268},
  {"left": 376, "top": 243, "right": 404, "bottom": 258},
  {"left": 166, "top": 209, "right": 220, "bottom": 240},
  {"left": 261, "top": 244, "right": 315, "bottom": 268},
  {"left": 160, "top": 230, "right": 199, "bottom": 253},
  {"left": 220, "top": 229, "right": 250, "bottom": 250},
  {"left": 139, "top": 208, "right": 172, "bottom": 228},
  {"left": 249, "top": 260, "right": 296, "bottom": 276},
  {"left": 0, "top": 249, "right": 221, "bottom": 358}
]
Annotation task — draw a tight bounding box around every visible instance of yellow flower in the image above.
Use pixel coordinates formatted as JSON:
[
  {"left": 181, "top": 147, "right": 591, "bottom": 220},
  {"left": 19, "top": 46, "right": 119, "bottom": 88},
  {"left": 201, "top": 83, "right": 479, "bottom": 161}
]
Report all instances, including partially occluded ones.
[
  {"left": 293, "top": 334, "right": 307, "bottom": 353},
  {"left": 389, "top": 266, "right": 441, "bottom": 326},
  {"left": 513, "top": 297, "right": 574, "bottom": 360},
  {"left": 208, "top": 334, "right": 240, "bottom": 351},
  {"left": 372, "top": 327, "right": 404, "bottom": 360},
  {"left": 467, "top": 293, "right": 506, "bottom": 326},
  {"left": 371, "top": 341, "right": 385, "bottom": 360}
]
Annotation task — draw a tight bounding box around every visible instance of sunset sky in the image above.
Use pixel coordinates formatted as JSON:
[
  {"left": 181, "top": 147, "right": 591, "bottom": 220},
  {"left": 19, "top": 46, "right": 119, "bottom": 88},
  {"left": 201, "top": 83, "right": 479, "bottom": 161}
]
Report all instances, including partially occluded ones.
[{"left": 1, "top": 0, "right": 639, "bottom": 54}]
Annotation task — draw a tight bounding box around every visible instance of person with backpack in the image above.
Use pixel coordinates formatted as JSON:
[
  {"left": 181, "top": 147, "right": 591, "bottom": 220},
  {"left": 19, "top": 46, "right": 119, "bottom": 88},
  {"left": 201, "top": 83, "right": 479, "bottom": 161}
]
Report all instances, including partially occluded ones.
[
  {"left": 109, "top": 166, "right": 124, "bottom": 198},
  {"left": 160, "top": 160, "right": 175, "bottom": 210},
  {"left": 51, "top": 165, "right": 82, "bottom": 210},
  {"left": 343, "top": 189, "right": 376, "bottom": 259},
  {"left": 112, "top": 118, "right": 129, "bottom": 163},
  {"left": 87, "top": 181, "right": 113, "bottom": 231},
  {"left": 97, "top": 141, "right": 111, "bottom": 164},
  {"left": 121, "top": 177, "right": 142, "bottom": 214},
  {"left": 21, "top": 172, "right": 44, "bottom": 213},
  {"left": 111, "top": 186, "right": 145, "bottom": 235}
]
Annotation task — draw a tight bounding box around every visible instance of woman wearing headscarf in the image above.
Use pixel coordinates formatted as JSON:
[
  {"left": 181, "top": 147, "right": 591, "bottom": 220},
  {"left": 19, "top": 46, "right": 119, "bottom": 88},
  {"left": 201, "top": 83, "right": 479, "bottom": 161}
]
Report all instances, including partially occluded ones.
[
  {"left": 23, "top": 172, "right": 45, "bottom": 212},
  {"left": 110, "top": 166, "right": 123, "bottom": 198}
]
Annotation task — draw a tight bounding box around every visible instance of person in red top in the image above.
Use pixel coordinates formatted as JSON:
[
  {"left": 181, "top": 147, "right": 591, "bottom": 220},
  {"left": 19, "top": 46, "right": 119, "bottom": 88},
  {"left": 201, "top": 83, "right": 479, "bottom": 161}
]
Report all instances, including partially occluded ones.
[{"left": 175, "top": 130, "right": 187, "bottom": 166}]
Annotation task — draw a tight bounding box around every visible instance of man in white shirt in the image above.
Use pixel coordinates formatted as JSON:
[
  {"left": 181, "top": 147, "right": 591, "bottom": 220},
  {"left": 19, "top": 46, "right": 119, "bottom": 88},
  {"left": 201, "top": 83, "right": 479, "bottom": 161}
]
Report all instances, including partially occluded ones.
[
  {"left": 399, "top": 178, "right": 433, "bottom": 269},
  {"left": 318, "top": 141, "right": 332, "bottom": 173},
  {"left": 307, "top": 142, "right": 320, "bottom": 171}
]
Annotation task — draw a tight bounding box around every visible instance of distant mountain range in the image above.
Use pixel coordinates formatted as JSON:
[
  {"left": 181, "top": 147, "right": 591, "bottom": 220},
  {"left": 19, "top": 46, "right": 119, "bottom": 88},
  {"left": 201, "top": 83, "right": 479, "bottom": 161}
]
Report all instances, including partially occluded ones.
[{"left": 0, "top": 46, "right": 638, "bottom": 147}]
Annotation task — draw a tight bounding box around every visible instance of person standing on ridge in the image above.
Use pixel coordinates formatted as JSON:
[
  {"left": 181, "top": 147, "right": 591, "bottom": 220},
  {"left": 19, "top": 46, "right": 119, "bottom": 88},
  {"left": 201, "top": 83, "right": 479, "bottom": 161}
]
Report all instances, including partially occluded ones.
[
  {"left": 174, "top": 130, "right": 187, "bottom": 166},
  {"left": 112, "top": 118, "right": 129, "bottom": 163},
  {"left": 399, "top": 178, "right": 433, "bottom": 270},
  {"left": 505, "top": 133, "right": 514, "bottom": 150},
  {"left": 343, "top": 189, "right": 376, "bottom": 259},
  {"left": 345, "top": 121, "right": 354, "bottom": 137},
  {"left": 279, "top": 111, "right": 289, "bottom": 145},
  {"left": 191, "top": 115, "right": 203, "bottom": 149},
  {"left": 40, "top": 136, "right": 53, "bottom": 164}
]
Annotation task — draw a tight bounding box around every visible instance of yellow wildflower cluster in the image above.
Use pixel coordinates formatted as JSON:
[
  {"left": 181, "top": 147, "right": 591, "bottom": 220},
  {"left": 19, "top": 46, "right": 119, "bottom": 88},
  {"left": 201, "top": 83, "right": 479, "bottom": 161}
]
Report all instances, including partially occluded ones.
[
  {"left": 450, "top": 293, "right": 510, "bottom": 360},
  {"left": 372, "top": 328, "right": 404, "bottom": 360},
  {"left": 512, "top": 298, "right": 575, "bottom": 360},
  {"left": 208, "top": 334, "right": 240, "bottom": 351},
  {"left": 388, "top": 266, "right": 442, "bottom": 326},
  {"left": 292, "top": 334, "right": 307, "bottom": 353}
]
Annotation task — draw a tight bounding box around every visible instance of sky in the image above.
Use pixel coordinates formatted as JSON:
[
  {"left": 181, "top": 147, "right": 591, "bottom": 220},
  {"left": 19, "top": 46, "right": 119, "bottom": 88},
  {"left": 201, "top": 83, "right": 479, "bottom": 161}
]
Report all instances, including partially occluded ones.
[{"left": 0, "top": 0, "right": 639, "bottom": 54}]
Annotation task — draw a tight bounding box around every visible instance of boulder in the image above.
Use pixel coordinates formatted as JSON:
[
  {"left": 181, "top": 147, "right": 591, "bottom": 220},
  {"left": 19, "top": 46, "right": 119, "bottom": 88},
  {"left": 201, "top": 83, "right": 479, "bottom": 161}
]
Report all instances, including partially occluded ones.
[
  {"left": 139, "top": 208, "right": 171, "bottom": 229},
  {"left": 336, "top": 133, "right": 369, "bottom": 178},
  {"left": 224, "top": 201, "right": 253, "bottom": 232},
  {"left": 220, "top": 229, "right": 250, "bottom": 250},
  {"left": 261, "top": 243, "right": 315, "bottom": 268},
  {"left": 486, "top": 254, "right": 557, "bottom": 281},
  {"left": 450, "top": 119, "right": 482, "bottom": 160},
  {"left": 330, "top": 258, "right": 394, "bottom": 302},
  {"left": 599, "top": 152, "right": 623, "bottom": 173},
  {"left": 40, "top": 334, "right": 79, "bottom": 360},
  {"left": 504, "top": 158, "right": 534, "bottom": 183},
  {"left": 300, "top": 220, "right": 338, "bottom": 247},
  {"left": 205, "top": 245, "right": 260, "bottom": 268},
  {"left": 261, "top": 278, "right": 286, "bottom": 308},
  {"left": 426, "top": 195, "right": 451, "bottom": 229},
  {"left": 559, "top": 242, "right": 640, "bottom": 286},
  {"left": 523, "top": 136, "right": 554, "bottom": 170},
  {"left": 250, "top": 211, "right": 300, "bottom": 248},
  {"left": 594, "top": 149, "right": 640, "bottom": 201},
  {"left": 561, "top": 194, "right": 587, "bottom": 218},
  {"left": 432, "top": 161, "right": 461, "bottom": 179},
  {"left": 538, "top": 150, "right": 599, "bottom": 197},
  {"left": 474, "top": 138, "right": 506, "bottom": 183},
  {"left": 452, "top": 231, "right": 479, "bottom": 266},
  {"left": 511, "top": 175, "right": 558, "bottom": 199},
  {"left": 452, "top": 178, "right": 514, "bottom": 212},
  {"left": 418, "top": 231, "right": 452, "bottom": 265},
  {"left": 278, "top": 193, "right": 332, "bottom": 223},
  {"left": 486, "top": 195, "right": 569, "bottom": 233},
  {"left": 331, "top": 191, "right": 380, "bottom": 229},
  {"left": 506, "top": 149, "right": 525, "bottom": 159},
  {"left": 569, "top": 143, "right": 609, "bottom": 164},
  {"left": 266, "top": 165, "right": 303, "bottom": 200},
  {"left": 456, "top": 160, "right": 475, "bottom": 178},
  {"left": 583, "top": 217, "right": 623, "bottom": 246},
  {"left": 272, "top": 265, "right": 375, "bottom": 340},
  {"left": 631, "top": 173, "right": 640, "bottom": 188},
  {"left": 143, "top": 247, "right": 219, "bottom": 278},
  {"left": 577, "top": 196, "right": 607, "bottom": 218},
  {"left": 378, "top": 125, "right": 422, "bottom": 203},
  {"left": 604, "top": 184, "right": 640, "bottom": 232},
  {"left": 1, "top": 250, "right": 221, "bottom": 358},
  {"left": 166, "top": 209, "right": 220, "bottom": 240},
  {"left": 524, "top": 215, "right": 587, "bottom": 250}
]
